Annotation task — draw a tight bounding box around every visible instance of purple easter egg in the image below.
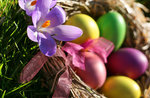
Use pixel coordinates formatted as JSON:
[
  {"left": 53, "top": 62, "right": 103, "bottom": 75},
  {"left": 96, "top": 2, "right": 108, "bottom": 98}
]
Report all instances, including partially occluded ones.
[{"left": 107, "top": 48, "right": 148, "bottom": 79}]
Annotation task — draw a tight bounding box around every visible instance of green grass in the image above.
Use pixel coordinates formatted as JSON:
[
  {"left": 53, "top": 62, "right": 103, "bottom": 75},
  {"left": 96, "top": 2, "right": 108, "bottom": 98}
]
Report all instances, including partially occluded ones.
[{"left": 0, "top": 0, "right": 50, "bottom": 97}]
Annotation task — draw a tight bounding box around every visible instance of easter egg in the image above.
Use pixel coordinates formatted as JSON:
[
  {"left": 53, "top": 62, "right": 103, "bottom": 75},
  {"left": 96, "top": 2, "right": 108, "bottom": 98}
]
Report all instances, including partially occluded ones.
[
  {"left": 100, "top": 76, "right": 141, "bottom": 98},
  {"left": 65, "top": 14, "right": 100, "bottom": 44},
  {"left": 107, "top": 48, "right": 148, "bottom": 79},
  {"left": 97, "top": 11, "right": 126, "bottom": 50},
  {"left": 74, "top": 52, "right": 106, "bottom": 89}
]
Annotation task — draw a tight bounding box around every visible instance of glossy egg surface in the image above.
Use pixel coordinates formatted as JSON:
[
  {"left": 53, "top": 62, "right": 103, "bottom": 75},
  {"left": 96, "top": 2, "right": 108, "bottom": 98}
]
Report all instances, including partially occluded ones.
[
  {"left": 107, "top": 48, "right": 148, "bottom": 79},
  {"left": 74, "top": 52, "right": 106, "bottom": 89},
  {"left": 97, "top": 11, "right": 126, "bottom": 50},
  {"left": 101, "top": 76, "right": 141, "bottom": 98},
  {"left": 65, "top": 14, "right": 100, "bottom": 44}
]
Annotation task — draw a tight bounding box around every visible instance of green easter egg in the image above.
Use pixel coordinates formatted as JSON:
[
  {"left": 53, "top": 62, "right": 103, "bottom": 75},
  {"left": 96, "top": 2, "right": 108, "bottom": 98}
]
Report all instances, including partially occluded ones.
[{"left": 97, "top": 11, "right": 126, "bottom": 50}]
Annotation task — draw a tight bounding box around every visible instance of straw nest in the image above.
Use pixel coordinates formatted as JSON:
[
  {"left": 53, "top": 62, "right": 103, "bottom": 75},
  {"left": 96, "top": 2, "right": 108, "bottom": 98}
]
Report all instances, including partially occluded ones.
[{"left": 41, "top": 0, "right": 150, "bottom": 97}]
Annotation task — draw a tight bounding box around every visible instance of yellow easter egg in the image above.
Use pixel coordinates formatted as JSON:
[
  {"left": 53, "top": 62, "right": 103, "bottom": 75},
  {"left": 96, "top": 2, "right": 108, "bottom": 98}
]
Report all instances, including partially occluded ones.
[
  {"left": 65, "top": 14, "right": 100, "bottom": 44},
  {"left": 100, "top": 76, "right": 141, "bottom": 98}
]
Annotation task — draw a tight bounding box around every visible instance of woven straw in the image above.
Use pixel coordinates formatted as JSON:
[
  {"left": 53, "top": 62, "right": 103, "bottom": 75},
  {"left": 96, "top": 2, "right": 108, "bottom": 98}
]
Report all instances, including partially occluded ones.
[{"left": 41, "top": 0, "right": 150, "bottom": 97}]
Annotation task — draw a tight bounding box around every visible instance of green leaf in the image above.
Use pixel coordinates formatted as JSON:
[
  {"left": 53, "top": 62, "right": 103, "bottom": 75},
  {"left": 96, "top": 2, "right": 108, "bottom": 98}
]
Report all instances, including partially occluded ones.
[
  {"left": 2, "top": 90, "right": 6, "bottom": 98},
  {"left": 0, "top": 63, "right": 4, "bottom": 76},
  {"left": 6, "top": 81, "right": 32, "bottom": 95}
]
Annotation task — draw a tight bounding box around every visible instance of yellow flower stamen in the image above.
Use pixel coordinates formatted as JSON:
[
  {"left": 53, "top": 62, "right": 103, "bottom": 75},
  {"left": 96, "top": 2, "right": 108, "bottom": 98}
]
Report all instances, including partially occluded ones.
[
  {"left": 31, "top": 0, "right": 37, "bottom": 6},
  {"left": 42, "top": 20, "right": 51, "bottom": 28}
]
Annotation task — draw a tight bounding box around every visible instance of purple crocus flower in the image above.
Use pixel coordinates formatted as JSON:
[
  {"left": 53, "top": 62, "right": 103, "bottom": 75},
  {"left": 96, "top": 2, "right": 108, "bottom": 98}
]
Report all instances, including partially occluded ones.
[
  {"left": 18, "top": 0, "right": 57, "bottom": 16},
  {"left": 27, "top": 6, "right": 83, "bottom": 56}
]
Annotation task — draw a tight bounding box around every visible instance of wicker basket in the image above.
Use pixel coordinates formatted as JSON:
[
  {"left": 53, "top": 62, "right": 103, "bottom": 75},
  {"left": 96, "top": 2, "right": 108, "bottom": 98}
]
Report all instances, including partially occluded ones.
[{"left": 40, "top": 0, "right": 150, "bottom": 97}]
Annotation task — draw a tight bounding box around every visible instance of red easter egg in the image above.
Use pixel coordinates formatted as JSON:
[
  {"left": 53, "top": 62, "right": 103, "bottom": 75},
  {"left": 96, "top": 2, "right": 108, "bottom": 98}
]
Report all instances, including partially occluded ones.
[{"left": 74, "top": 52, "right": 107, "bottom": 89}]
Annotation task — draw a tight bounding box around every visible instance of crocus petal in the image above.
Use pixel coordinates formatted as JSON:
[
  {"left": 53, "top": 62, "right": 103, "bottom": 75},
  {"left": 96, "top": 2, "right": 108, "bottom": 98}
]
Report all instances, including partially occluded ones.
[
  {"left": 44, "top": 6, "right": 66, "bottom": 27},
  {"left": 27, "top": 25, "right": 38, "bottom": 42},
  {"left": 32, "top": 10, "right": 41, "bottom": 27},
  {"left": 25, "top": 0, "right": 37, "bottom": 16},
  {"left": 62, "top": 42, "right": 85, "bottom": 70},
  {"left": 50, "top": 0, "right": 57, "bottom": 8},
  {"left": 18, "top": 0, "right": 25, "bottom": 10},
  {"left": 36, "top": 0, "right": 53, "bottom": 15},
  {"left": 38, "top": 33, "right": 57, "bottom": 56},
  {"left": 51, "top": 25, "right": 83, "bottom": 41},
  {"left": 26, "top": 9, "right": 34, "bottom": 16}
]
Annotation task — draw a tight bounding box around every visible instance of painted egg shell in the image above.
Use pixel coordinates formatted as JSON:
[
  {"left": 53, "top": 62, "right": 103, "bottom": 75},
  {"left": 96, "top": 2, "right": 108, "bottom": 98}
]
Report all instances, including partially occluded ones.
[
  {"left": 100, "top": 76, "right": 141, "bottom": 98},
  {"left": 65, "top": 14, "right": 100, "bottom": 44},
  {"left": 74, "top": 52, "right": 106, "bottom": 89},
  {"left": 107, "top": 48, "right": 148, "bottom": 79},
  {"left": 97, "top": 11, "right": 126, "bottom": 50}
]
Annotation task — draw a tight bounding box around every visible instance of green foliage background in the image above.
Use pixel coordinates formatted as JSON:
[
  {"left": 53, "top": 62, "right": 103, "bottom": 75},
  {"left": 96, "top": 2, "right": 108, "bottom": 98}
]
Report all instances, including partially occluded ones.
[
  {"left": 0, "top": 0, "right": 149, "bottom": 98},
  {"left": 0, "top": 0, "right": 49, "bottom": 97}
]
